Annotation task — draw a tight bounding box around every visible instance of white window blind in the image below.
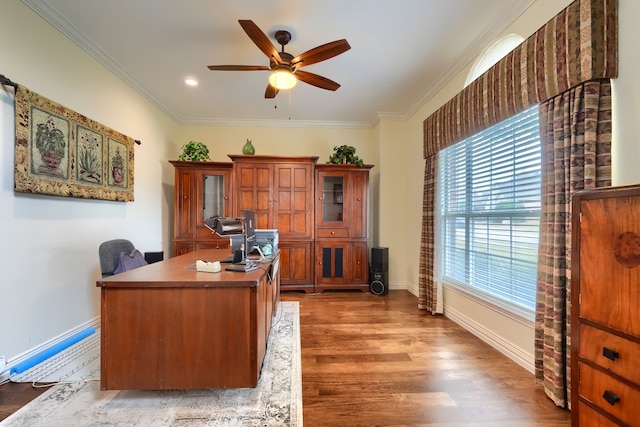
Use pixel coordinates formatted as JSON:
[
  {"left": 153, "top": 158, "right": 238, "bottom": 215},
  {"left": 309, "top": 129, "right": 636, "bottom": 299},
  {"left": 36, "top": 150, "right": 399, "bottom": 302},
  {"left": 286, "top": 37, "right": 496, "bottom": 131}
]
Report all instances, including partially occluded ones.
[{"left": 438, "top": 105, "right": 541, "bottom": 311}]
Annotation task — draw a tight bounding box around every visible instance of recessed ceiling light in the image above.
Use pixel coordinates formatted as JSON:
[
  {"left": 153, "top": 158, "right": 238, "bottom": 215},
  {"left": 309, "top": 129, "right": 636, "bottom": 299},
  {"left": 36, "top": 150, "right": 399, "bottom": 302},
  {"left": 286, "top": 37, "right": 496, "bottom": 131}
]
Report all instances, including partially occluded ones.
[{"left": 185, "top": 78, "right": 198, "bottom": 87}]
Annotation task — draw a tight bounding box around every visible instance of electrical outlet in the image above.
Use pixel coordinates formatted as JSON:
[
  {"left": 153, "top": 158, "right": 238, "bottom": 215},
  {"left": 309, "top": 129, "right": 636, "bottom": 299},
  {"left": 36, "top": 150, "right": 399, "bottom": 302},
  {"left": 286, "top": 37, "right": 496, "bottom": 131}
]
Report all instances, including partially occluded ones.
[{"left": 0, "top": 355, "right": 6, "bottom": 371}]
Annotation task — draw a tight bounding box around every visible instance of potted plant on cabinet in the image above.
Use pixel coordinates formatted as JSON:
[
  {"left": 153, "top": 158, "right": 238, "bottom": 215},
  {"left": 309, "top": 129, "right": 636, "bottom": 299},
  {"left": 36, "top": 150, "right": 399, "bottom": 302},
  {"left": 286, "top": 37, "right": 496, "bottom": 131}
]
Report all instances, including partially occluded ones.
[
  {"left": 327, "top": 145, "right": 364, "bottom": 166},
  {"left": 178, "top": 140, "right": 210, "bottom": 161}
]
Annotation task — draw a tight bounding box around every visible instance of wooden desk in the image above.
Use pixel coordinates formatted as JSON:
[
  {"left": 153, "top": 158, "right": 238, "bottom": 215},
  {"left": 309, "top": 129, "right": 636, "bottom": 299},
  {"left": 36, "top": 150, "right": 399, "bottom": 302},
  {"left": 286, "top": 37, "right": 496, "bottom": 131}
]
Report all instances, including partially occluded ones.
[{"left": 96, "top": 249, "right": 280, "bottom": 390}]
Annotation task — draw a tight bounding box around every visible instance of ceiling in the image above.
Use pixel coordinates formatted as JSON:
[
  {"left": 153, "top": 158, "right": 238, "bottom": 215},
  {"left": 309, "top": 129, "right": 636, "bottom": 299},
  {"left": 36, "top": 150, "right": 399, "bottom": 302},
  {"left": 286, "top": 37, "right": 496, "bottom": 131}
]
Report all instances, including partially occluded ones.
[{"left": 23, "top": 0, "right": 534, "bottom": 127}]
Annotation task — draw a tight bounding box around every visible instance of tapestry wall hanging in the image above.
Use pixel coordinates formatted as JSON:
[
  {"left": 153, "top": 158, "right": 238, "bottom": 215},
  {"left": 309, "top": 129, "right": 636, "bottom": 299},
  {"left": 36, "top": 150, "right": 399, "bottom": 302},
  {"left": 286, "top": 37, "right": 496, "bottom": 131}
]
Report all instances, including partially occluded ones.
[{"left": 13, "top": 83, "right": 134, "bottom": 201}]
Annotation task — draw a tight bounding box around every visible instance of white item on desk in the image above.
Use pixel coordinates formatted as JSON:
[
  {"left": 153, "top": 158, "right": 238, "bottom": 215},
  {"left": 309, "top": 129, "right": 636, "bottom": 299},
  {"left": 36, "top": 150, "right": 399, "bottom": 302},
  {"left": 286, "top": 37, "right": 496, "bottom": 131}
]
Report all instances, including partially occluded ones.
[{"left": 196, "top": 260, "right": 221, "bottom": 273}]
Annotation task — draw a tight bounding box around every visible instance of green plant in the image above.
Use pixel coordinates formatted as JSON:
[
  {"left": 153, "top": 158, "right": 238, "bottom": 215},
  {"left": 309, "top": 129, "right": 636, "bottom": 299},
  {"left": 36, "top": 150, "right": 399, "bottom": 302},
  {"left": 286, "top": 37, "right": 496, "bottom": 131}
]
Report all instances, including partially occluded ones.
[
  {"left": 327, "top": 145, "right": 364, "bottom": 166},
  {"left": 35, "top": 116, "right": 66, "bottom": 157},
  {"left": 178, "top": 140, "right": 210, "bottom": 161},
  {"left": 111, "top": 149, "right": 125, "bottom": 168}
]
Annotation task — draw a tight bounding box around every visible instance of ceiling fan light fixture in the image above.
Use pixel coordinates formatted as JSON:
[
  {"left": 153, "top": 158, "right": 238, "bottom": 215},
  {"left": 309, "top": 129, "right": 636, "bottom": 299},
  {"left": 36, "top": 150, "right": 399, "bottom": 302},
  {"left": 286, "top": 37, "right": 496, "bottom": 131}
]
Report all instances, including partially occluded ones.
[{"left": 269, "top": 69, "right": 297, "bottom": 90}]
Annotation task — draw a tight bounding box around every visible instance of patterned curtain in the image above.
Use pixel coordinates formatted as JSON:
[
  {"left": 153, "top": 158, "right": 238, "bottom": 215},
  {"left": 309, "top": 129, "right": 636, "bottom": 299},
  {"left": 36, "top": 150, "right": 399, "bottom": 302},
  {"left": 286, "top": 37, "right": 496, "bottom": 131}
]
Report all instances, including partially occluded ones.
[
  {"left": 418, "top": 155, "right": 440, "bottom": 313},
  {"left": 418, "top": 0, "right": 617, "bottom": 317},
  {"left": 534, "top": 79, "right": 612, "bottom": 408}
]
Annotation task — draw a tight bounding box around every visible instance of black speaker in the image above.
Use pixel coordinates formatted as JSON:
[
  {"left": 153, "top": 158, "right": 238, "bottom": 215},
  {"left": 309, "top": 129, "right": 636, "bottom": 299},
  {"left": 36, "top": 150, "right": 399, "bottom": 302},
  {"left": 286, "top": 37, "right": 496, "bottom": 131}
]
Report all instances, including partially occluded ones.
[
  {"left": 370, "top": 270, "right": 388, "bottom": 296},
  {"left": 370, "top": 247, "right": 389, "bottom": 296},
  {"left": 371, "top": 247, "right": 388, "bottom": 272}
]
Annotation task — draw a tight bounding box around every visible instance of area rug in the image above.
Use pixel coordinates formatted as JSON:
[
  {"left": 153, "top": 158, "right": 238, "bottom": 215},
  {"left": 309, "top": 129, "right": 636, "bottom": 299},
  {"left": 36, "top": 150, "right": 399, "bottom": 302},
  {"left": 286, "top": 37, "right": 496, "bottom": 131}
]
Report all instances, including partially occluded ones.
[{"left": 1, "top": 302, "right": 301, "bottom": 427}]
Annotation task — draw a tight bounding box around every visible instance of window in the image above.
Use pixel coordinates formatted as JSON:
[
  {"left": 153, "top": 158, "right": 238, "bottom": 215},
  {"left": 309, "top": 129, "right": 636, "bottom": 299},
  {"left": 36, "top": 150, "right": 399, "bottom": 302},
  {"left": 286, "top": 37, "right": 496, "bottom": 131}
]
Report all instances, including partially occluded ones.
[
  {"left": 438, "top": 105, "right": 540, "bottom": 313},
  {"left": 465, "top": 33, "right": 524, "bottom": 87}
]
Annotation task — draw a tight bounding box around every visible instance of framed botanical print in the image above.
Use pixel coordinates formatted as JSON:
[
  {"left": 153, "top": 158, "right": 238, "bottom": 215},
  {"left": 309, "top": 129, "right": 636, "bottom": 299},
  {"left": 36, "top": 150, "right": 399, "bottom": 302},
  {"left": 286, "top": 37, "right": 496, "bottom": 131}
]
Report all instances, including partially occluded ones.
[{"left": 14, "top": 84, "right": 134, "bottom": 201}]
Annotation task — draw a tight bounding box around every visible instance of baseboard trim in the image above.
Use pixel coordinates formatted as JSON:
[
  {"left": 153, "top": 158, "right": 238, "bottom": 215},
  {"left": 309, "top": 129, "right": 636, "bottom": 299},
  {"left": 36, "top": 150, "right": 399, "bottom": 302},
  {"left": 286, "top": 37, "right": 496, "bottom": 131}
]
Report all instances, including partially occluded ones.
[
  {"left": 443, "top": 304, "right": 534, "bottom": 374},
  {"left": 389, "top": 281, "right": 417, "bottom": 296},
  {"left": 0, "top": 317, "right": 100, "bottom": 383}
]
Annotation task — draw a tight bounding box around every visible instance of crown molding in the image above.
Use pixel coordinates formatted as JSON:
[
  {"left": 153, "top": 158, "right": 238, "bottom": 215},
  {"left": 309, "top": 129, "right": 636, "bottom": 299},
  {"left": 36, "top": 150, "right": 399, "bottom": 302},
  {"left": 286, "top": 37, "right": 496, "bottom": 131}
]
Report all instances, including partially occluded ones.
[
  {"left": 402, "top": 0, "right": 535, "bottom": 121},
  {"left": 180, "top": 117, "right": 371, "bottom": 129}
]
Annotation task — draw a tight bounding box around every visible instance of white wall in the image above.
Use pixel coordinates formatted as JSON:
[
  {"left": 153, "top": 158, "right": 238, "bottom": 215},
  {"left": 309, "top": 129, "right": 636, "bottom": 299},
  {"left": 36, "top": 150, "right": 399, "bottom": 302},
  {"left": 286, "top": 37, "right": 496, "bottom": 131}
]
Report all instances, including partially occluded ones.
[
  {"left": 612, "top": 0, "right": 640, "bottom": 186},
  {"left": 0, "top": 1, "right": 179, "bottom": 367}
]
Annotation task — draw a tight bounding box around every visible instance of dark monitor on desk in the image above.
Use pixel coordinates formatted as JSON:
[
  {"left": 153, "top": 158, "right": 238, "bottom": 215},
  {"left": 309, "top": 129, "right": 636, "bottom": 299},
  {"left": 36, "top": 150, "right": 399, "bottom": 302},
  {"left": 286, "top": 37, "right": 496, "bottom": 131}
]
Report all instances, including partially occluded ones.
[{"left": 244, "top": 210, "right": 256, "bottom": 243}]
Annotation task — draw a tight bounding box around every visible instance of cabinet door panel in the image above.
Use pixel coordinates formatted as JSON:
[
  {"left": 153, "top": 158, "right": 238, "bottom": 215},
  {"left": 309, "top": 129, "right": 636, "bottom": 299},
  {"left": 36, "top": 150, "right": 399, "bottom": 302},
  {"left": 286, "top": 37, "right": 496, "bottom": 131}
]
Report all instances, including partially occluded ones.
[
  {"left": 351, "top": 242, "right": 369, "bottom": 284},
  {"left": 293, "top": 167, "right": 308, "bottom": 188},
  {"left": 235, "top": 163, "right": 273, "bottom": 227},
  {"left": 580, "top": 197, "right": 640, "bottom": 335},
  {"left": 238, "top": 166, "right": 255, "bottom": 188},
  {"left": 195, "top": 169, "right": 232, "bottom": 240},
  {"left": 275, "top": 164, "right": 313, "bottom": 238},
  {"left": 277, "top": 166, "right": 291, "bottom": 187},
  {"left": 256, "top": 190, "right": 271, "bottom": 211},
  {"left": 279, "top": 242, "right": 313, "bottom": 285},
  {"left": 293, "top": 191, "right": 308, "bottom": 210},
  {"left": 315, "top": 171, "right": 348, "bottom": 233},
  {"left": 175, "top": 169, "right": 194, "bottom": 239},
  {"left": 256, "top": 167, "right": 271, "bottom": 189},
  {"left": 278, "top": 190, "right": 291, "bottom": 211},
  {"left": 277, "top": 213, "right": 292, "bottom": 233},
  {"left": 315, "top": 242, "right": 350, "bottom": 285},
  {"left": 350, "top": 171, "right": 369, "bottom": 239}
]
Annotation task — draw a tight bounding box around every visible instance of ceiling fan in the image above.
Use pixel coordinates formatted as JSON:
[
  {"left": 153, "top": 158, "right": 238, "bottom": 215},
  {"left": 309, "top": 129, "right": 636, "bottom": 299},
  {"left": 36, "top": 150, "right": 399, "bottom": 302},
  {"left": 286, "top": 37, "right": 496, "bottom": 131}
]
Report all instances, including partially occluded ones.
[{"left": 207, "top": 20, "right": 351, "bottom": 99}]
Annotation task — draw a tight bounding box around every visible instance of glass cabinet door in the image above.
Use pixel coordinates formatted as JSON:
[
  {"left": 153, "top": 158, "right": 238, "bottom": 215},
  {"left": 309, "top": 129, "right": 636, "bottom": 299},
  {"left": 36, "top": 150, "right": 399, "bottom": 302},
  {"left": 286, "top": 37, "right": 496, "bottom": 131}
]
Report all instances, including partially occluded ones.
[
  {"left": 322, "top": 175, "right": 344, "bottom": 223},
  {"left": 202, "top": 173, "right": 226, "bottom": 222}
]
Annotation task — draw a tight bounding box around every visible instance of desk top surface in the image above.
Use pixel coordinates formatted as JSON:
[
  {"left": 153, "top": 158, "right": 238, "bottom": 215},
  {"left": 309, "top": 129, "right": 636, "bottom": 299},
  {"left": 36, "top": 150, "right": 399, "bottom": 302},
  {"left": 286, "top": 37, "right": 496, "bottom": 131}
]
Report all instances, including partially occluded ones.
[{"left": 97, "top": 249, "right": 275, "bottom": 288}]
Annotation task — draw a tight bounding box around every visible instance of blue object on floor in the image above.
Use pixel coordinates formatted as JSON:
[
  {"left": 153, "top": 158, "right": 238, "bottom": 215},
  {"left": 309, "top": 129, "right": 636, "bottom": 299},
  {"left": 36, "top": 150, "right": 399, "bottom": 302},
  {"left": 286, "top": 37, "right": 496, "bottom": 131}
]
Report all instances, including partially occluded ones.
[{"left": 10, "top": 327, "right": 96, "bottom": 375}]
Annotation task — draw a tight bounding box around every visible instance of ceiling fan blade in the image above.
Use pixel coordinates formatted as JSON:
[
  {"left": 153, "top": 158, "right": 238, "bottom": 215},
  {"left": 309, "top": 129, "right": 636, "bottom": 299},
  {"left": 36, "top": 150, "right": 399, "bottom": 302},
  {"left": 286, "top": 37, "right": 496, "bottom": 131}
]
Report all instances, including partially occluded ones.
[
  {"left": 207, "top": 65, "right": 270, "bottom": 71},
  {"left": 265, "top": 84, "right": 279, "bottom": 99},
  {"left": 238, "top": 20, "right": 283, "bottom": 64},
  {"left": 294, "top": 70, "right": 341, "bottom": 91},
  {"left": 291, "top": 40, "right": 351, "bottom": 68}
]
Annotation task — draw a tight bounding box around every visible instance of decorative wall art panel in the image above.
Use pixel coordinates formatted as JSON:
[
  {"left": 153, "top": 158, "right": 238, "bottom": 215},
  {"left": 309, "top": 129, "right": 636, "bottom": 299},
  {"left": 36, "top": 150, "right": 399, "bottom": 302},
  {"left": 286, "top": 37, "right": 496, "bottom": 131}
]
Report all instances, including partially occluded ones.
[{"left": 14, "top": 84, "right": 134, "bottom": 201}]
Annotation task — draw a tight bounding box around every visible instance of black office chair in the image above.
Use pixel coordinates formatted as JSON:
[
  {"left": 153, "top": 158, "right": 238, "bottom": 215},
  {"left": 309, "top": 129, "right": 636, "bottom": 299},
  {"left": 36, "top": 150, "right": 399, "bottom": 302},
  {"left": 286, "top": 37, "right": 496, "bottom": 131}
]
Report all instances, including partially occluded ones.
[{"left": 99, "top": 239, "right": 135, "bottom": 277}]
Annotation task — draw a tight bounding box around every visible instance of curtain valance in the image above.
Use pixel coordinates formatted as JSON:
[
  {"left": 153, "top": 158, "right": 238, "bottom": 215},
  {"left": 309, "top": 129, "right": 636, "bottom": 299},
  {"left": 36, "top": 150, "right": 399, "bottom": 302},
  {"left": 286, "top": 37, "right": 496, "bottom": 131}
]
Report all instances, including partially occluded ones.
[{"left": 423, "top": 0, "right": 617, "bottom": 158}]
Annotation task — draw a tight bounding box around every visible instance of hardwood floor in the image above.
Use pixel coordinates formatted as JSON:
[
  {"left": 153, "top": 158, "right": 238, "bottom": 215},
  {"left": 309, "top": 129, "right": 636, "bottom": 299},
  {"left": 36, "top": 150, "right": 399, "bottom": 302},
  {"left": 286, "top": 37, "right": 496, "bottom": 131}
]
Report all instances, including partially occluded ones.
[
  {"left": 0, "top": 290, "right": 571, "bottom": 426},
  {"left": 0, "top": 381, "right": 48, "bottom": 421},
  {"left": 282, "top": 290, "right": 570, "bottom": 426}
]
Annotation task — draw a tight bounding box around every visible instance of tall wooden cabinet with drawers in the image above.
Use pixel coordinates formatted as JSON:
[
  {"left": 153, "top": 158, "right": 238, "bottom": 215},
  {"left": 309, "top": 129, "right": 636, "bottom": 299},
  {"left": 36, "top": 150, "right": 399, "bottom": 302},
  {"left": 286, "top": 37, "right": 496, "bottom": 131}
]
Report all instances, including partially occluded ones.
[
  {"left": 571, "top": 185, "right": 640, "bottom": 426},
  {"left": 314, "top": 164, "right": 373, "bottom": 292},
  {"left": 169, "top": 161, "right": 233, "bottom": 256},
  {"left": 171, "top": 156, "right": 373, "bottom": 293}
]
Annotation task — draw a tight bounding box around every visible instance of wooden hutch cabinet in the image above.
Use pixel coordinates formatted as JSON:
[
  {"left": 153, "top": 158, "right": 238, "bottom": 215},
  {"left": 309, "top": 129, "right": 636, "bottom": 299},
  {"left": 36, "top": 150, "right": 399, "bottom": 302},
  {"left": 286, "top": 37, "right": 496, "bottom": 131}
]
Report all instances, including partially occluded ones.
[
  {"left": 314, "top": 164, "right": 373, "bottom": 292},
  {"left": 229, "top": 155, "right": 318, "bottom": 292},
  {"left": 171, "top": 157, "right": 374, "bottom": 293},
  {"left": 571, "top": 185, "right": 640, "bottom": 426},
  {"left": 169, "top": 161, "right": 233, "bottom": 256}
]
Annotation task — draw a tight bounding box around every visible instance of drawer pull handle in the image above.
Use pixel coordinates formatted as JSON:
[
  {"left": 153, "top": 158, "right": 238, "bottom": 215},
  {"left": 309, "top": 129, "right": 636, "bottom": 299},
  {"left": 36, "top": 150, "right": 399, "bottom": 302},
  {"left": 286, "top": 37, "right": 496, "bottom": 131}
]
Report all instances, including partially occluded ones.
[
  {"left": 603, "top": 390, "right": 621, "bottom": 406},
  {"left": 603, "top": 347, "right": 619, "bottom": 361}
]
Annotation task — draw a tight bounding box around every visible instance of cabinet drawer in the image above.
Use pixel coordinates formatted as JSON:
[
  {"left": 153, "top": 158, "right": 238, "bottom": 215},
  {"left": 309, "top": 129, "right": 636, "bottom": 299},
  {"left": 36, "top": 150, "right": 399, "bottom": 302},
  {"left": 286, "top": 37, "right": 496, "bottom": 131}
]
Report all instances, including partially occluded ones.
[
  {"left": 317, "top": 228, "right": 348, "bottom": 238},
  {"left": 578, "top": 402, "right": 621, "bottom": 427},
  {"left": 580, "top": 324, "right": 640, "bottom": 385},
  {"left": 579, "top": 362, "right": 640, "bottom": 426}
]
